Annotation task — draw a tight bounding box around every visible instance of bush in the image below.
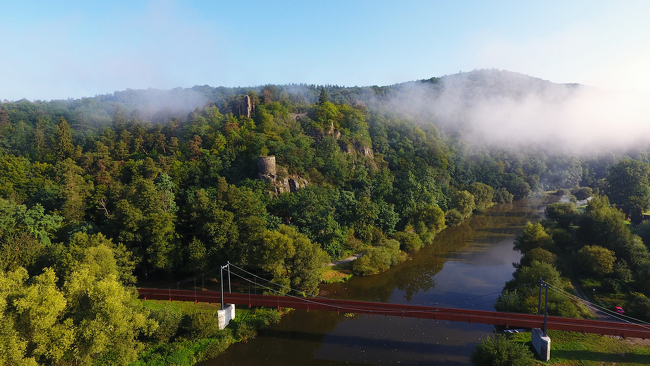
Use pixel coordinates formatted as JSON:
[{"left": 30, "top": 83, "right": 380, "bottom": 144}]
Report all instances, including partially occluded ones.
[
  {"left": 149, "top": 308, "right": 184, "bottom": 344},
  {"left": 627, "top": 293, "right": 650, "bottom": 322},
  {"left": 471, "top": 334, "right": 535, "bottom": 366},
  {"left": 508, "top": 260, "right": 562, "bottom": 289},
  {"left": 234, "top": 322, "right": 257, "bottom": 342},
  {"left": 494, "top": 188, "right": 514, "bottom": 203},
  {"left": 468, "top": 182, "right": 494, "bottom": 212},
  {"left": 520, "top": 248, "right": 556, "bottom": 267},
  {"left": 445, "top": 209, "right": 464, "bottom": 226},
  {"left": 573, "top": 187, "right": 593, "bottom": 200},
  {"left": 545, "top": 202, "right": 578, "bottom": 229},
  {"left": 575, "top": 245, "right": 616, "bottom": 277},
  {"left": 514, "top": 222, "right": 557, "bottom": 254},
  {"left": 555, "top": 188, "right": 570, "bottom": 196},
  {"left": 352, "top": 239, "right": 404, "bottom": 276},
  {"left": 601, "top": 278, "right": 622, "bottom": 294},
  {"left": 184, "top": 310, "right": 222, "bottom": 339},
  {"left": 613, "top": 259, "right": 633, "bottom": 282},
  {"left": 392, "top": 231, "right": 424, "bottom": 253},
  {"left": 353, "top": 247, "right": 390, "bottom": 276}
]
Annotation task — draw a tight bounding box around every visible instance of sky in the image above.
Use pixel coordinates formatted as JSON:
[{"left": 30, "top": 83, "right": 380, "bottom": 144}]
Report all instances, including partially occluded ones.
[{"left": 1, "top": 0, "right": 649, "bottom": 101}]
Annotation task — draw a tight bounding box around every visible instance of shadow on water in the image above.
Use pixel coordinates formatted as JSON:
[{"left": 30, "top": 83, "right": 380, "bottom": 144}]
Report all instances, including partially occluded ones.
[{"left": 259, "top": 329, "right": 473, "bottom": 355}]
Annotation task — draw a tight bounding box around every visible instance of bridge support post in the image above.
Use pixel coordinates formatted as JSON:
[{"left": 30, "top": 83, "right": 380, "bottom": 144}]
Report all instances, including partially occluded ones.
[
  {"left": 218, "top": 304, "right": 236, "bottom": 330},
  {"left": 532, "top": 328, "right": 551, "bottom": 361}
]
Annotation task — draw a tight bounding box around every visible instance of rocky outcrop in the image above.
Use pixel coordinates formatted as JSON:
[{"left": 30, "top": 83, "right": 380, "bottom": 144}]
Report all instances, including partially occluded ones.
[
  {"left": 359, "top": 144, "right": 374, "bottom": 158},
  {"left": 231, "top": 95, "right": 255, "bottom": 118},
  {"left": 257, "top": 156, "right": 308, "bottom": 195}
]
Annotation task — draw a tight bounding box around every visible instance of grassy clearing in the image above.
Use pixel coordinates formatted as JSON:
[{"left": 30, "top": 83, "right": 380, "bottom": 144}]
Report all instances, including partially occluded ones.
[
  {"left": 509, "top": 330, "right": 650, "bottom": 365},
  {"left": 141, "top": 298, "right": 221, "bottom": 313},
  {"left": 321, "top": 261, "right": 353, "bottom": 283}
]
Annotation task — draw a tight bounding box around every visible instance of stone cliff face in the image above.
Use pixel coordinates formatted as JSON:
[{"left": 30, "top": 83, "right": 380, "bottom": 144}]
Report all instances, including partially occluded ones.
[
  {"left": 257, "top": 156, "right": 308, "bottom": 195},
  {"left": 230, "top": 95, "right": 255, "bottom": 118}
]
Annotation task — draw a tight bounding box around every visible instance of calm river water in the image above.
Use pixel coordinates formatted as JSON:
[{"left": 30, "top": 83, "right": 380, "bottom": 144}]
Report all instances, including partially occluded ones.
[{"left": 206, "top": 199, "right": 543, "bottom": 366}]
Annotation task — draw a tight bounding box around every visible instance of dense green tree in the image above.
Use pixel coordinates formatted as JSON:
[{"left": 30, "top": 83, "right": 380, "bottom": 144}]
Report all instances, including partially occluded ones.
[
  {"left": 467, "top": 182, "right": 494, "bottom": 212},
  {"left": 606, "top": 159, "right": 650, "bottom": 223},
  {"left": 575, "top": 245, "right": 616, "bottom": 277},
  {"left": 0, "top": 198, "right": 62, "bottom": 246},
  {"left": 54, "top": 117, "right": 75, "bottom": 161},
  {"left": 279, "top": 225, "right": 328, "bottom": 295},
  {"left": 519, "top": 247, "right": 556, "bottom": 267},
  {"left": 545, "top": 202, "right": 578, "bottom": 230},
  {"left": 577, "top": 196, "right": 630, "bottom": 253},
  {"left": 391, "top": 231, "right": 424, "bottom": 253},
  {"left": 514, "top": 222, "right": 555, "bottom": 253},
  {"left": 353, "top": 239, "right": 403, "bottom": 276},
  {"left": 109, "top": 178, "right": 177, "bottom": 275},
  {"left": 494, "top": 187, "right": 514, "bottom": 203},
  {"left": 55, "top": 159, "right": 93, "bottom": 224},
  {"left": 453, "top": 190, "right": 475, "bottom": 220}
]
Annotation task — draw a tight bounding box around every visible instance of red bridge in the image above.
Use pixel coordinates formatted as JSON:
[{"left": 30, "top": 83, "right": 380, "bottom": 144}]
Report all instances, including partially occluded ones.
[{"left": 137, "top": 288, "right": 650, "bottom": 339}]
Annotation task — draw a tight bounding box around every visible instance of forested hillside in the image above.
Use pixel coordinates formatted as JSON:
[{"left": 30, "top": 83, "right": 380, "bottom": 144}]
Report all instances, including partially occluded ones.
[{"left": 1, "top": 70, "right": 650, "bottom": 364}]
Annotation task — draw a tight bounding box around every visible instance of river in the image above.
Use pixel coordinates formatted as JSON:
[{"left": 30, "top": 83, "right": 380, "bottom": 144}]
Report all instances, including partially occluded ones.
[{"left": 206, "top": 199, "right": 543, "bottom": 366}]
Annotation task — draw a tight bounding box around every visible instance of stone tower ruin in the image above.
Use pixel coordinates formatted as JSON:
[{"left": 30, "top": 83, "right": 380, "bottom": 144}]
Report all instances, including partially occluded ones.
[{"left": 257, "top": 156, "right": 277, "bottom": 182}]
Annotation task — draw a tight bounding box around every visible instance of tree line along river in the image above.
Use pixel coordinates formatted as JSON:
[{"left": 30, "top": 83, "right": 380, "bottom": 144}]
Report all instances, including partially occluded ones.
[{"left": 203, "top": 199, "right": 543, "bottom": 366}]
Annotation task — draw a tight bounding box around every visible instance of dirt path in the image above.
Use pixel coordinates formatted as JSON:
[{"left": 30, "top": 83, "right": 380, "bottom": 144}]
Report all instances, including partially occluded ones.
[
  {"left": 328, "top": 253, "right": 363, "bottom": 266},
  {"left": 568, "top": 265, "right": 620, "bottom": 322}
]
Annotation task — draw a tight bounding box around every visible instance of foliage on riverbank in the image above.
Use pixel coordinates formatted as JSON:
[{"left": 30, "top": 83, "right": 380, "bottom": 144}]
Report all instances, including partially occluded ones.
[
  {"left": 133, "top": 300, "right": 283, "bottom": 366},
  {"left": 507, "top": 330, "right": 650, "bottom": 365},
  {"left": 321, "top": 262, "right": 353, "bottom": 283},
  {"left": 471, "top": 334, "right": 536, "bottom": 366},
  {"left": 473, "top": 330, "right": 650, "bottom": 365}
]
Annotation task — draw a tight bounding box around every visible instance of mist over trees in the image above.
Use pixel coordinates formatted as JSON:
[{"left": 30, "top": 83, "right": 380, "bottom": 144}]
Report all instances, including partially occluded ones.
[{"left": 2, "top": 69, "right": 650, "bottom": 362}]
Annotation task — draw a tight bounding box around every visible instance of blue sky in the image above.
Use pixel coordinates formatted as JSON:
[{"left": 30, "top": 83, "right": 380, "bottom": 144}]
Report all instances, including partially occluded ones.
[{"left": 1, "top": 0, "right": 649, "bottom": 100}]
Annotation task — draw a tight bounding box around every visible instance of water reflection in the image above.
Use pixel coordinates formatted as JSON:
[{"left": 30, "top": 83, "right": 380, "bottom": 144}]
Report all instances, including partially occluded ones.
[{"left": 208, "top": 200, "right": 541, "bottom": 366}]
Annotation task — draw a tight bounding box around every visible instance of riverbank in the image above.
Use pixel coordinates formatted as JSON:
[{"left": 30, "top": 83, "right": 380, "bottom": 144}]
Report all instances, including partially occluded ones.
[
  {"left": 508, "top": 330, "right": 650, "bottom": 365},
  {"left": 133, "top": 300, "right": 285, "bottom": 365}
]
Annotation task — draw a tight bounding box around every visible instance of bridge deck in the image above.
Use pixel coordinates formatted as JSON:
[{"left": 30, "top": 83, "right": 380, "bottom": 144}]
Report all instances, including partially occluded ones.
[{"left": 137, "top": 288, "right": 650, "bottom": 339}]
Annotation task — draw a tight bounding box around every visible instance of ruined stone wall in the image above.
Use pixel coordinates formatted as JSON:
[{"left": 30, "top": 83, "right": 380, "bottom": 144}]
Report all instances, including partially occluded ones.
[{"left": 257, "top": 155, "right": 309, "bottom": 195}]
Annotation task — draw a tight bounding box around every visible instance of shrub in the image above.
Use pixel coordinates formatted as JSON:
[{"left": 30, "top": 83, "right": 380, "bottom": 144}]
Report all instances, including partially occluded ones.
[
  {"left": 392, "top": 231, "right": 424, "bottom": 253},
  {"left": 545, "top": 202, "right": 578, "bottom": 229},
  {"left": 575, "top": 245, "right": 616, "bottom": 277},
  {"left": 494, "top": 188, "right": 514, "bottom": 203},
  {"left": 445, "top": 209, "right": 464, "bottom": 226},
  {"left": 519, "top": 248, "right": 556, "bottom": 267},
  {"left": 467, "top": 182, "right": 495, "bottom": 212},
  {"left": 234, "top": 322, "right": 257, "bottom": 342},
  {"left": 508, "top": 260, "right": 562, "bottom": 289},
  {"left": 471, "top": 334, "right": 535, "bottom": 366},
  {"left": 627, "top": 293, "right": 650, "bottom": 322},
  {"left": 149, "top": 308, "right": 184, "bottom": 344},
  {"left": 613, "top": 259, "right": 633, "bottom": 282},
  {"left": 184, "top": 310, "right": 222, "bottom": 339},
  {"left": 352, "top": 239, "right": 404, "bottom": 276},
  {"left": 601, "top": 278, "right": 622, "bottom": 294},
  {"left": 555, "top": 188, "right": 570, "bottom": 196},
  {"left": 573, "top": 187, "right": 593, "bottom": 200}
]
